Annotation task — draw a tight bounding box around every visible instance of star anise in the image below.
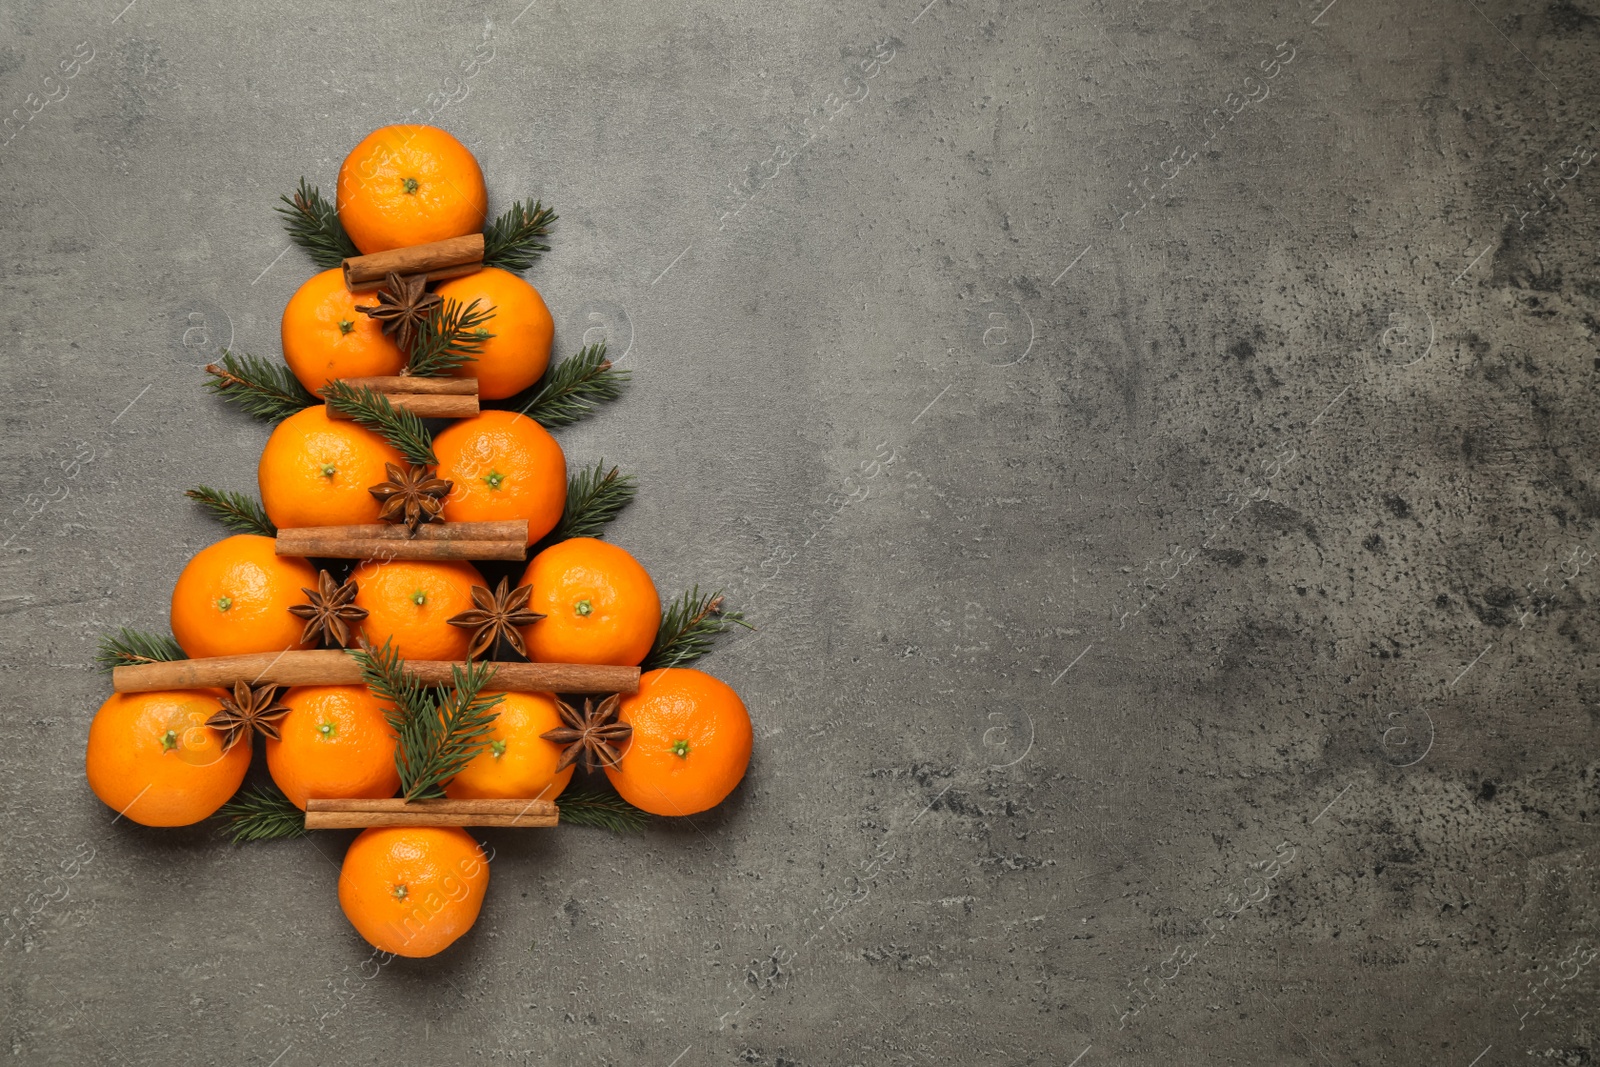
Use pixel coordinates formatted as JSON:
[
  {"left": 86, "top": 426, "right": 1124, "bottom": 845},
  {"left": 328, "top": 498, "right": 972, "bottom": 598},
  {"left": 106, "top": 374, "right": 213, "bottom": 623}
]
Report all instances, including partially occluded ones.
[
  {"left": 206, "top": 681, "right": 291, "bottom": 752},
  {"left": 446, "top": 577, "right": 545, "bottom": 660},
  {"left": 541, "top": 694, "right": 632, "bottom": 773},
  {"left": 355, "top": 271, "right": 441, "bottom": 352},
  {"left": 288, "top": 569, "right": 368, "bottom": 648},
  {"left": 368, "top": 462, "right": 453, "bottom": 534}
]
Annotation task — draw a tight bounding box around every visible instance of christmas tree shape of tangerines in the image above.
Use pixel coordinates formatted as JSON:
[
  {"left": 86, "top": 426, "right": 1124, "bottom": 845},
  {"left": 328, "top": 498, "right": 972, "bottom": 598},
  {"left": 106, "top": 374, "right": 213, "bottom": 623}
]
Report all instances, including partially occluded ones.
[{"left": 89, "top": 125, "right": 755, "bottom": 957}]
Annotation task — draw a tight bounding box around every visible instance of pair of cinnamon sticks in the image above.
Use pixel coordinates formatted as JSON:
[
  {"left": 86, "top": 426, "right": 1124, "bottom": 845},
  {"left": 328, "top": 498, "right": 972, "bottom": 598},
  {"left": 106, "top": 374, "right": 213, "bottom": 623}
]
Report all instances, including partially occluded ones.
[{"left": 335, "top": 233, "right": 487, "bottom": 418}]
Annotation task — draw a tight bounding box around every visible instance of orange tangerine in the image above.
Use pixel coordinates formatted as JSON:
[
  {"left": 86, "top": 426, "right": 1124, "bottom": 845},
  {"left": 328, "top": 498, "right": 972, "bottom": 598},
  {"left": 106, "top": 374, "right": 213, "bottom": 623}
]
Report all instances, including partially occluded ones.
[
  {"left": 85, "top": 690, "right": 250, "bottom": 827},
  {"left": 169, "top": 535, "right": 319, "bottom": 659},
  {"left": 435, "top": 268, "right": 553, "bottom": 399},
  {"left": 266, "top": 685, "right": 400, "bottom": 810},
  {"left": 281, "top": 268, "right": 406, "bottom": 392},
  {"left": 434, "top": 411, "right": 567, "bottom": 545},
  {"left": 337, "top": 125, "right": 487, "bottom": 255},
  {"left": 352, "top": 558, "right": 484, "bottom": 660},
  {"left": 445, "top": 692, "right": 574, "bottom": 801},
  {"left": 258, "top": 405, "right": 404, "bottom": 529}
]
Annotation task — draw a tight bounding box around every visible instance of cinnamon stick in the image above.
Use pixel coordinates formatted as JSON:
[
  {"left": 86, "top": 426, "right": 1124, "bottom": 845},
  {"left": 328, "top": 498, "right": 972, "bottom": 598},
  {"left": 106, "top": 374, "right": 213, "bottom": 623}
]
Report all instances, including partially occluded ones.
[
  {"left": 279, "top": 520, "right": 525, "bottom": 542},
  {"left": 338, "top": 377, "right": 478, "bottom": 396},
  {"left": 305, "top": 799, "right": 558, "bottom": 829},
  {"left": 112, "top": 652, "right": 640, "bottom": 695},
  {"left": 325, "top": 393, "right": 478, "bottom": 419},
  {"left": 278, "top": 537, "right": 525, "bottom": 561},
  {"left": 342, "top": 234, "right": 485, "bottom": 290},
  {"left": 276, "top": 520, "right": 528, "bottom": 561}
]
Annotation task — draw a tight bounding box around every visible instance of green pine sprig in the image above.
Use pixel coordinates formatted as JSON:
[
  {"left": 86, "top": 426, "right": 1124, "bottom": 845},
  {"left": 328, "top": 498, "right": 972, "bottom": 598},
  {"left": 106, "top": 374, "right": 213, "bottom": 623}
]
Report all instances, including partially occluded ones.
[
  {"left": 520, "top": 343, "right": 629, "bottom": 428},
  {"left": 318, "top": 380, "right": 437, "bottom": 466},
  {"left": 482, "top": 199, "right": 557, "bottom": 272},
  {"left": 205, "top": 351, "right": 318, "bottom": 423},
  {"left": 557, "top": 790, "right": 649, "bottom": 834},
  {"left": 643, "top": 587, "right": 751, "bottom": 670},
  {"left": 276, "top": 178, "right": 358, "bottom": 269},
  {"left": 407, "top": 297, "right": 495, "bottom": 377},
  {"left": 216, "top": 783, "right": 307, "bottom": 843},
  {"left": 184, "top": 486, "right": 276, "bottom": 537},
  {"left": 95, "top": 628, "right": 187, "bottom": 672},
  {"left": 552, "top": 461, "right": 637, "bottom": 542},
  {"left": 348, "top": 640, "right": 504, "bottom": 801}
]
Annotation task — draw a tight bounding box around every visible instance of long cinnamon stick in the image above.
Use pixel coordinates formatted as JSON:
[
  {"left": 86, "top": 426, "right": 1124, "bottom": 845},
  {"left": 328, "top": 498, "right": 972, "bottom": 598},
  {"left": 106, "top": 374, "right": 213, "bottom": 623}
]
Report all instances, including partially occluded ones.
[
  {"left": 112, "top": 652, "right": 640, "bottom": 695},
  {"left": 325, "top": 393, "right": 478, "bottom": 419},
  {"left": 305, "top": 798, "right": 559, "bottom": 830},
  {"left": 342, "top": 234, "right": 485, "bottom": 290},
  {"left": 278, "top": 537, "right": 525, "bottom": 561},
  {"left": 279, "top": 520, "right": 526, "bottom": 542},
  {"left": 276, "top": 520, "right": 528, "bottom": 561}
]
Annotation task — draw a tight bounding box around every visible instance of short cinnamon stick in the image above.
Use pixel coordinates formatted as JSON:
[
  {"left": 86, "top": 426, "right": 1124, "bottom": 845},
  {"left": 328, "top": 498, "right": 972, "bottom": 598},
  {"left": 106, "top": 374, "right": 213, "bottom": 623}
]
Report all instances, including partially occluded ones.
[
  {"left": 112, "top": 652, "right": 640, "bottom": 695},
  {"left": 276, "top": 520, "right": 528, "bottom": 561},
  {"left": 339, "top": 377, "right": 478, "bottom": 396},
  {"left": 325, "top": 393, "right": 478, "bottom": 419},
  {"left": 342, "top": 234, "right": 485, "bottom": 290},
  {"left": 305, "top": 798, "right": 559, "bottom": 829}
]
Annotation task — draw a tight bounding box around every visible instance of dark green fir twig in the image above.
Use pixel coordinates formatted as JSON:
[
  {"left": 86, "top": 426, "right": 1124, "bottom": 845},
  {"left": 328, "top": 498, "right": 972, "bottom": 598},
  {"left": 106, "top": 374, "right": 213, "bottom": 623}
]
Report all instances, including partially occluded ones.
[
  {"left": 318, "top": 380, "right": 437, "bottom": 466},
  {"left": 407, "top": 297, "right": 495, "bottom": 377},
  {"left": 205, "top": 351, "right": 317, "bottom": 423},
  {"left": 551, "top": 461, "right": 637, "bottom": 542},
  {"left": 217, "top": 783, "right": 307, "bottom": 843},
  {"left": 520, "top": 343, "right": 629, "bottom": 428},
  {"left": 276, "top": 178, "right": 358, "bottom": 269},
  {"left": 557, "top": 790, "right": 649, "bottom": 834},
  {"left": 95, "top": 628, "right": 186, "bottom": 672},
  {"left": 643, "top": 587, "right": 751, "bottom": 670},
  {"left": 482, "top": 199, "right": 557, "bottom": 272},
  {"left": 184, "top": 486, "right": 276, "bottom": 537}
]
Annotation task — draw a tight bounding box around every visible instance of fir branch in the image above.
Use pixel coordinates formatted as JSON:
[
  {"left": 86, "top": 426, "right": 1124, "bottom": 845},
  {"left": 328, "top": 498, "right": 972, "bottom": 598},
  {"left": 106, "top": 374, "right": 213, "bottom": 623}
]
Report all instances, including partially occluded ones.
[
  {"left": 520, "top": 342, "right": 629, "bottom": 428},
  {"left": 643, "top": 587, "right": 752, "bottom": 670},
  {"left": 184, "top": 486, "right": 276, "bottom": 536},
  {"left": 347, "top": 641, "right": 504, "bottom": 801},
  {"left": 216, "top": 783, "right": 307, "bottom": 843},
  {"left": 95, "top": 628, "right": 186, "bottom": 672},
  {"left": 276, "top": 178, "right": 358, "bottom": 269},
  {"left": 558, "top": 790, "right": 650, "bottom": 834},
  {"left": 407, "top": 297, "right": 495, "bottom": 378},
  {"left": 205, "top": 351, "right": 318, "bottom": 423},
  {"left": 318, "top": 380, "right": 437, "bottom": 466},
  {"left": 552, "top": 461, "right": 637, "bottom": 542},
  {"left": 482, "top": 199, "right": 557, "bottom": 272}
]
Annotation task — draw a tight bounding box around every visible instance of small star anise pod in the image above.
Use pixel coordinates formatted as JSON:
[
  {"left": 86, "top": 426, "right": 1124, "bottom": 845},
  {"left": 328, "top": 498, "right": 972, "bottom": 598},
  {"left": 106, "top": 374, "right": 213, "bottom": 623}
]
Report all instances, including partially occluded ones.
[
  {"left": 541, "top": 694, "right": 632, "bottom": 773},
  {"left": 369, "top": 462, "right": 453, "bottom": 535},
  {"left": 206, "top": 681, "right": 291, "bottom": 752},
  {"left": 355, "top": 271, "right": 441, "bottom": 352},
  {"left": 446, "top": 577, "right": 545, "bottom": 660},
  {"left": 288, "top": 569, "right": 368, "bottom": 648}
]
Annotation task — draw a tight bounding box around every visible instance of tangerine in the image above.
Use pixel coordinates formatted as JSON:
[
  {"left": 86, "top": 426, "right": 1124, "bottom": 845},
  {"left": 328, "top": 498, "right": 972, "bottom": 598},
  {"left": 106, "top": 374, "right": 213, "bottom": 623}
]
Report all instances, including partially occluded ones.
[
  {"left": 604, "top": 668, "right": 751, "bottom": 816},
  {"left": 519, "top": 538, "right": 660, "bottom": 666},
  {"left": 445, "top": 692, "right": 574, "bottom": 801},
  {"left": 337, "top": 826, "right": 489, "bottom": 958},
  {"left": 258, "top": 405, "right": 404, "bottom": 529},
  {"left": 170, "top": 535, "right": 319, "bottom": 659},
  {"left": 266, "top": 685, "right": 400, "bottom": 810},
  {"left": 434, "top": 411, "right": 566, "bottom": 545},
  {"left": 85, "top": 689, "right": 250, "bottom": 827},
  {"left": 337, "top": 125, "right": 487, "bottom": 255},
  {"left": 434, "top": 268, "right": 553, "bottom": 399},
  {"left": 353, "top": 558, "right": 484, "bottom": 660},
  {"left": 281, "top": 268, "right": 406, "bottom": 392}
]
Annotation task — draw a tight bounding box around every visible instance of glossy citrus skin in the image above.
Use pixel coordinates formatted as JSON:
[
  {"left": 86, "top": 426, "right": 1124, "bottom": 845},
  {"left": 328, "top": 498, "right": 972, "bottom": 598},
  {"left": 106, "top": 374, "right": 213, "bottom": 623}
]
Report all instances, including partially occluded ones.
[
  {"left": 258, "top": 405, "right": 404, "bottom": 529},
  {"left": 519, "top": 538, "right": 660, "bottom": 666},
  {"left": 605, "top": 669, "right": 751, "bottom": 816},
  {"left": 445, "top": 692, "right": 574, "bottom": 801},
  {"left": 170, "top": 535, "right": 319, "bottom": 659},
  {"left": 434, "top": 411, "right": 566, "bottom": 544},
  {"left": 266, "top": 685, "right": 400, "bottom": 810},
  {"left": 86, "top": 690, "right": 250, "bottom": 827},
  {"left": 435, "top": 268, "right": 553, "bottom": 399},
  {"left": 338, "top": 826, "right": 489, "bottom": 958},
  {"left": 352, "top": 558, "right": 484, "bottom": 660},
  {"left": 337, "top": 125, "right": 486, "bottom": 255},
  {"left": 281, "top": 268, "right": 406, "bottom": 392}
]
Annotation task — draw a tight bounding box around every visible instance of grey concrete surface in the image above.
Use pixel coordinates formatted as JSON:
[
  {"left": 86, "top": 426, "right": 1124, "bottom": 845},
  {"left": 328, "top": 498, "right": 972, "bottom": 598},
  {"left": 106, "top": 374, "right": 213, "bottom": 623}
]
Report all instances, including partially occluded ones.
[{"left": 2, "top": 0, "right": 1598, "bottom": 1063}]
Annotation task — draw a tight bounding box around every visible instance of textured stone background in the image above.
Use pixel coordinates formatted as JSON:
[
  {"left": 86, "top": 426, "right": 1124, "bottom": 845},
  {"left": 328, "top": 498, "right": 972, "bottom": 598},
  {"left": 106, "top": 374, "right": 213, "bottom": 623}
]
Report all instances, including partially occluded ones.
[{"left": 3, "top": 0, "right": 1598, "bottom": 1063}]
